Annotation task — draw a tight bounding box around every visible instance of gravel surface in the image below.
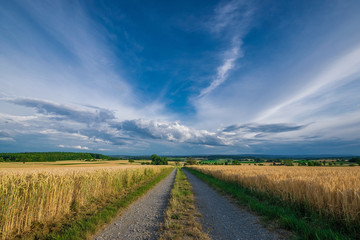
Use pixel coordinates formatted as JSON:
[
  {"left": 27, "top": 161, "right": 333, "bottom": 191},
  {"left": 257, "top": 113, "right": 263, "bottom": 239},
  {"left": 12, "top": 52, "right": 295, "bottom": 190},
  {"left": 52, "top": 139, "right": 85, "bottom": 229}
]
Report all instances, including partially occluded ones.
[
  {"left": 93, "top": 169, "right": 176, "bottom": 240},
  {"left": 183, "top": 169, "right": 282, "bottom": 240}
]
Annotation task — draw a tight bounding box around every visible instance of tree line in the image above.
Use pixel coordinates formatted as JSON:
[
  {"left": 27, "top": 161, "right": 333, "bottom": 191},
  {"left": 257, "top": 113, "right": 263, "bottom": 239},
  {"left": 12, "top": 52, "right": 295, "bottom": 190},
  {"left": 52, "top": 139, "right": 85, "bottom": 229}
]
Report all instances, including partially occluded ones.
[{"left": 0, "top": 152, "right": 120, "bottom": 162}]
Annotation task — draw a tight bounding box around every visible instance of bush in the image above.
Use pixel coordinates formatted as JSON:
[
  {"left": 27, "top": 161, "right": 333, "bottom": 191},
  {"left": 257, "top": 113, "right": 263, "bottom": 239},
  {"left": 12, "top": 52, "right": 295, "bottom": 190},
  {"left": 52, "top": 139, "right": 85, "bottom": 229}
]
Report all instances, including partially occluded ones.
[{"left": 128, "top": 159, "right": 135, "bottom": 163}]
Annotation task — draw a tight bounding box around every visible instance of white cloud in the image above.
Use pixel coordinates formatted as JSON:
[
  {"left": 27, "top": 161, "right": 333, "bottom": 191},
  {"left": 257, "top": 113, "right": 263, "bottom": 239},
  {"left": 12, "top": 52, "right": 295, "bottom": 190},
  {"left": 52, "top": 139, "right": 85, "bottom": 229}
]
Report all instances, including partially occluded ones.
[
  {"left": 0, "top": 0, "right": 143, "bottom": 121},
  {"left": 74, "top": 145, "right": 90, "bottom": 150},
  {"left": 257, "top": 45, "right": 360, "bottom": 122},
  {"left": 198, "top": 0, "right": 254, "bottom": 97},
  {"left": 199, "top": 42, "right": 241, "bottom": 97}
]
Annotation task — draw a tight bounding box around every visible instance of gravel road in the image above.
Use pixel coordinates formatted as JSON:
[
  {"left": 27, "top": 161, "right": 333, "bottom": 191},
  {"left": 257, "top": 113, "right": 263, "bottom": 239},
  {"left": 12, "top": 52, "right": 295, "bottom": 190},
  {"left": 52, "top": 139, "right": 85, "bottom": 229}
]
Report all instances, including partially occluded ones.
[
  {"left": 183, "top": 169, "right": 282, "bottom": 240},
  {"left": 93, "top": 169, "right": 176, "bottom": 240}
]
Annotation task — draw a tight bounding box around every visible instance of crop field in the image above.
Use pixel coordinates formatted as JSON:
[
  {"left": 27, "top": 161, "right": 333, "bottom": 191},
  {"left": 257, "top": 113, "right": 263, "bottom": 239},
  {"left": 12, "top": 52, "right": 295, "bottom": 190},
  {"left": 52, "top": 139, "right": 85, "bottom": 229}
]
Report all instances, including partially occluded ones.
[
  {"left": 0, "top": 163, "right": 170, "bottom": 239},
  {"left": 188, "top": 165, "right": 360, "bottom": 224}
]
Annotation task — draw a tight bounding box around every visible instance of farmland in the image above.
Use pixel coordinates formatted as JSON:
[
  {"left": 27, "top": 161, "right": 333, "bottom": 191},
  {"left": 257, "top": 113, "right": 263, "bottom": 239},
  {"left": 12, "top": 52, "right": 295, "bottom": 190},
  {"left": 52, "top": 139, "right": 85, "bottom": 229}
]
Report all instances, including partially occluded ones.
[
  {"left": 187, "top": 165, "right": 360, "bottom": 238},
  {"left": 188, "top": 165, "right": 360, "bottom": 222},
  {"left": 0, "top": 162, "right": 171, "bottom": 239},
  {"left": 2, "top": 156, "right": 360, "bottom": 240}
]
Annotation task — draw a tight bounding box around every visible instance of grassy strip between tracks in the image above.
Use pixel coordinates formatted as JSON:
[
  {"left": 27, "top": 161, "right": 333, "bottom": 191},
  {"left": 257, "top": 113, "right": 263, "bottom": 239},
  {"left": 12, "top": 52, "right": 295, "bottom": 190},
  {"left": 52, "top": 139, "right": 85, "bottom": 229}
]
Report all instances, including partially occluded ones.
[
  {"left": 159, "top": 168, "right": 210, "bottom": 240},
  {"left": 185, "top": 168, "right": 358, "bottom": 240},
  {"left": 22, "top": 167, "right": 174, "bottom": 240}
]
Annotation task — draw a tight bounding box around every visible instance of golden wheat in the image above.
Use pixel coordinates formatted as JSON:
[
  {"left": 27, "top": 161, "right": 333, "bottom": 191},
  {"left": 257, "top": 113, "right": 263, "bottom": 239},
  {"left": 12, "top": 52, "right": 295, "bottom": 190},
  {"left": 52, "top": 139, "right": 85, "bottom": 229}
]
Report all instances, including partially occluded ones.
[
  {"left": 189, "top": 165, "right": 360, "bottom": 222},
  {"left": 0, "top": 165, "right": 168, "bottom": 239}
]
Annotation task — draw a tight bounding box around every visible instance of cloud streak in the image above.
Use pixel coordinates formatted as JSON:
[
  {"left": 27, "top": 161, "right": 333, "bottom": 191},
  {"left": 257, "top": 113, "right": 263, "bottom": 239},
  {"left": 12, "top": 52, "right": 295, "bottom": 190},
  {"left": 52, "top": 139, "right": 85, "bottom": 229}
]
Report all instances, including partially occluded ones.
[
  {"left": 257, "top": 45, "right": 360, "bottom": 121},
  {"left": 6, "top": 97, "right": 115, "bottom": 124},
  {"left": 199, "top": 0, "right": 253, "bottom": 97}
]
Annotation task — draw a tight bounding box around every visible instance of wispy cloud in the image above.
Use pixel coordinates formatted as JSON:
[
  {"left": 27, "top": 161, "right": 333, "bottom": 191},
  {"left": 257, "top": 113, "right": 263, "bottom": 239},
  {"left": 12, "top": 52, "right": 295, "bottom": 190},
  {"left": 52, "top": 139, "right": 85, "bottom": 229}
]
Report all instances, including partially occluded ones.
[
  {"left": 0, "top": 0, "right": 137, "bottom": 118},
  {"left": 257, "top": 45, "right": 360, "bottom": 121},
  {"left": 200, "top": 40, "right": 241, "bottom": 96},
  {"left": 0, "top": 131, "right": 15, "bottom": 142},
  {"left": 199, "top": 0, "right": 254, "bottom": 97},
  {"left": 223, "top": 123, "right": 307, "bottom": 133},
  {"left": 6, "top": 97, "right": 115, "bottom": 125}
]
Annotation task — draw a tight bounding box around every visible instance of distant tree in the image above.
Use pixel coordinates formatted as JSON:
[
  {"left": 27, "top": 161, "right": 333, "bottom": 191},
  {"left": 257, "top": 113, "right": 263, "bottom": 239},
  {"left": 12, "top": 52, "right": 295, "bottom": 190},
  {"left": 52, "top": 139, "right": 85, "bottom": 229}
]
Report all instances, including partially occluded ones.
[
  {"left": 151, "top": 154, "right": 168, "bottom": 165},
  {"left": 254, "top": 158, "right": 261, "bottom": 163},
  {"left": 349, "top": 157, "right": 360, "bottom": 165},
  {"left": 282, "top": 159, "right": 294, "bottom": 166},
  {"left": 186, "top": 157, "right": 197, "bottom": 165},
  {"left": 128, "top": 159, "right": 135, "bottom": 163},
  {"left": 0, "top": 157, "right": 4, "bottom": 162}
]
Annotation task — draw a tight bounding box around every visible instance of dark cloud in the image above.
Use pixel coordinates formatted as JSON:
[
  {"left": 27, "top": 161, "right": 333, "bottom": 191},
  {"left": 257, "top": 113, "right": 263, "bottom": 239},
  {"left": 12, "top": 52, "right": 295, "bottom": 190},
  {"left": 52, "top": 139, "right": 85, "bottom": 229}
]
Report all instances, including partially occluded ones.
[
  {"left": 223, "top": 123, "right": 307, "bottom": 133},
  {"left": 79, "top": 129, "right": 128, "bottom": 145},
  {"left": 0, "top": 131, "right": 11, "bottom": 137},
  {"left": 247, "top": 124, "right": 306, "bottom": 133},
  {"left": 8, "top": 98, "right": 115, "bottom": 124},
  {"left": 112, "top": 120, "right": 159, "bottom": 139},
  {"left": 223, "top": 124, "right": 240, "bottom": 132}
]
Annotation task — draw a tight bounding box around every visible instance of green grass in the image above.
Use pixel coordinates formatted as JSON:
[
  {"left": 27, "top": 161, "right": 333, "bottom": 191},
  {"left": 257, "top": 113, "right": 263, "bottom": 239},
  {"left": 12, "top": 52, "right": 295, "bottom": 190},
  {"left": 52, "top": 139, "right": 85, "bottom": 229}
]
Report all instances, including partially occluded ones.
[
  {"left": 185, "top": 168, "right": 358, "bottom": 240},
  {"left": 159, "top": 168, "right": 209, "bottom": 240},
  {"left": 30, "top": 168, "right": 174, "bottom": 240}
]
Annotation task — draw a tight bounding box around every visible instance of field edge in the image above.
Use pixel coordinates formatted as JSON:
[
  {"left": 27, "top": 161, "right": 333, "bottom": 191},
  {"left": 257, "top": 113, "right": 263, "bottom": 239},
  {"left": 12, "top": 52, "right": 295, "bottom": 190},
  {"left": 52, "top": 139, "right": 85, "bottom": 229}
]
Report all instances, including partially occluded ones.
[
  {"left": 27, "top": 167, "right": 174, "bottom": 240},
  {"left": 185, "top": 167, "right": 357, "bottom": 240}
]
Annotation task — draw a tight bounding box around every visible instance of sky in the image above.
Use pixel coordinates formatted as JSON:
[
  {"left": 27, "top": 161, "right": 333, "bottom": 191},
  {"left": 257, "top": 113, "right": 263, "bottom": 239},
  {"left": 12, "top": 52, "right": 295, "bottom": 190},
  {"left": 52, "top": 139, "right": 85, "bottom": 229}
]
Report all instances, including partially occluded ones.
[{"left": 1, "top": 0, "right": 360, "bottom": 155}]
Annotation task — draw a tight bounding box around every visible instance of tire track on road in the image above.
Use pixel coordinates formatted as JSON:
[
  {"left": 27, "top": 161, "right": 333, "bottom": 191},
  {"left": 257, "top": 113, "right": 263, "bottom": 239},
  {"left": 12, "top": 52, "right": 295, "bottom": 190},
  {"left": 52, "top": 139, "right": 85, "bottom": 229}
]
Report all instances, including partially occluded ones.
[
  {"left": 183, "top": 169, "right": 283, "bottom": 240},
  {"left": 93, "top": 168, "right": 176, "bottom": 240}
]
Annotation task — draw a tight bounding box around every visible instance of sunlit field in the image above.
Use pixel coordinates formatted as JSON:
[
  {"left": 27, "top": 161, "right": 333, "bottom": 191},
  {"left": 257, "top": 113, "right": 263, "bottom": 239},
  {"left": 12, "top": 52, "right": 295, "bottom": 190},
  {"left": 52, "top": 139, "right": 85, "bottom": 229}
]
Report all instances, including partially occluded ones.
[
  {"left": 0, "top": 159, "right": 136, "bottom": 169},
  {"left": 188, "top": 165, "right": 360, "bottom": 224},
  {"left": 0, "top": 162, "right": 170, "bottom": 239}
]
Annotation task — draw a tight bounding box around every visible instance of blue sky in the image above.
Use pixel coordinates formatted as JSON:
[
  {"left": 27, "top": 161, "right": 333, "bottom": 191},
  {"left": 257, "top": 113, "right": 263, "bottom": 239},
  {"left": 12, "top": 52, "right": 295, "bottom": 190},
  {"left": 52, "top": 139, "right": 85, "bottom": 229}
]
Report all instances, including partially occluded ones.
[{"left": 1, "top": 0, "right": 360, "bottom": 155}]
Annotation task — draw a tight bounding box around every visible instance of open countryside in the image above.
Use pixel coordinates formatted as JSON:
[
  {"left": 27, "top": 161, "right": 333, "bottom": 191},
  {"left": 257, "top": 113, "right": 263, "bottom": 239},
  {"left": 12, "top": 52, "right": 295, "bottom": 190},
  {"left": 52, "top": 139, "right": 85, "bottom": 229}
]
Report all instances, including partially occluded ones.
[
  {"left": 0, "top": 153, "right": 360, "bottom": 239},
  {"left": 1, "top": 0, "right": 360, "bottom": 239}
]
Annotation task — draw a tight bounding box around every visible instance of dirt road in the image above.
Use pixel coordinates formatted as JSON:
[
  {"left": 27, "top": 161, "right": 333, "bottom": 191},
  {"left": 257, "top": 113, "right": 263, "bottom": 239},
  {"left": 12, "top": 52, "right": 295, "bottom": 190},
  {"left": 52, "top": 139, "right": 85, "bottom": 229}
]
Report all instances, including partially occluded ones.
[
  {"left": 93, "top": 169, "right": 176, "bottom": 240},
  {"left": 183, "top": 169, "right": 283, "bottom": 240}
]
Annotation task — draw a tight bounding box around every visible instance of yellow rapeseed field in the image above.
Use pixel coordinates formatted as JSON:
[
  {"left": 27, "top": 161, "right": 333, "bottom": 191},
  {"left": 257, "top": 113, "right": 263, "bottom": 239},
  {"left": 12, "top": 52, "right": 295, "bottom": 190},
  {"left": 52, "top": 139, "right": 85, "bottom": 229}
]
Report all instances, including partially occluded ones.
[
  {"left": 0, "top": 164, "right": 169, "bottom": 239},
  {"left": 189, "top": 165, "right": 360, "bottom": 223}
]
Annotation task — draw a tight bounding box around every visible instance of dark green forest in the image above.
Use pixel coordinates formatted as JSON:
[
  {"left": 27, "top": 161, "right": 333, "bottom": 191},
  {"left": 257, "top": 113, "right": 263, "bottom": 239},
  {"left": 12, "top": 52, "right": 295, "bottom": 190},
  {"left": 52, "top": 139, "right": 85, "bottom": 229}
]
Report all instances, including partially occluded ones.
[{"left": 0, "top": 152, "right": 120, "bottom": 162}]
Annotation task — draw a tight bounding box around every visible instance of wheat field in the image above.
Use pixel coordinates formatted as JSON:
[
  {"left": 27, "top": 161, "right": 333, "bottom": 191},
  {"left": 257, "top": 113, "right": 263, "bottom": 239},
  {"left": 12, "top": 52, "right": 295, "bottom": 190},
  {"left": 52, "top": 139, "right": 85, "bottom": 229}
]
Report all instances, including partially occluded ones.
[
  {"left": 0, "top": 165, "right": 168, "bottom": 239},
  {"left": 188, "top": 165, "right": 360, "bottom": 223}
]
